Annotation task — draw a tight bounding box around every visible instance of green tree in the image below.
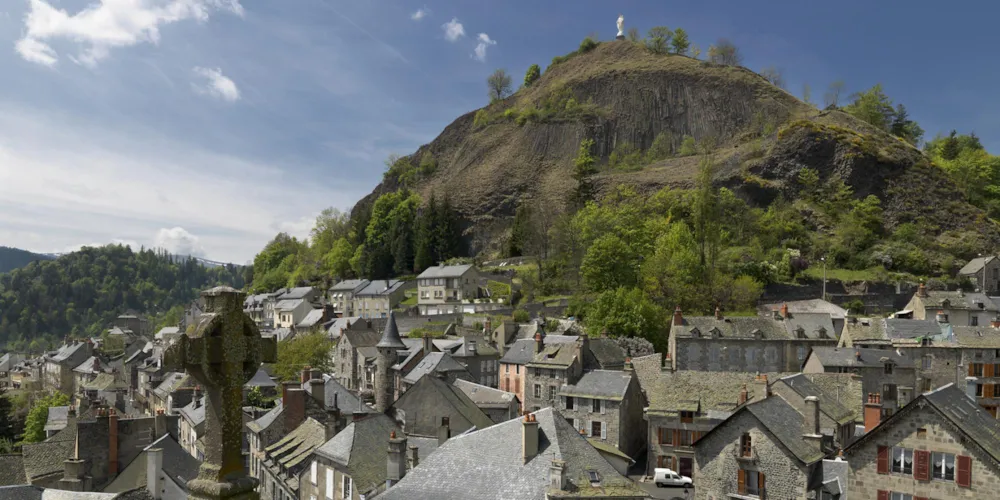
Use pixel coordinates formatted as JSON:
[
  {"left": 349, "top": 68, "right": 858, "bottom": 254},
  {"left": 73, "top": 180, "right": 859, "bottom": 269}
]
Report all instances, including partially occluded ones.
[
  {"left": 418, "top": 152, "right": 438, "bottom": 177},
  {"left": 581, "top": 234, "right": 640, "bottom": 292},
  {"left": 678, "top": 135, "right": 697, "bottom": 156},
  {"left": 843, "top": 84, "right": 895, "bottom": 131},
  {"left": 487, "top": 68, "right": 513, "bottom": 103},
  {"left": 627, "top": 27, "right": 640, "bottom": 43},
  {"left": 646, "top": 132, "right": 673, "bottom": 162},
  {"left": 310, "top": 208, "right": 350, "bottom": 257},
  {"left": 645, "top": 27, "right": 672, "bottom": 54},
  {"left": 246, "top": 386, "right": 276, "bottom": 409},
  {"left": 570, "top": 139, "right": 598, "bottom": 207},
  {"left": 273, "top": 333, "right": 336, "bottom": 382},
  {"left": 323, "top": 237, "right": 355, "bottom": 280},
  {"left": 584, "top": 287, "right": 666, "bottom": 348},
  {"left": 578, "top": 37, "right": 598, "bottom": 53},
  {"left": 890, "top": 104, "right": 924, "bottom": 145},
  {"left": 508, "top": 200, "right": 532, "bottom": 257},
  {"left": 523, "top": 64, "right": 541, "bottom": 87},
  {"left": 708, "top": 39, "right": 741, "bottom": 66},
  {"left": 414, "top": 194, "right": 438, "bottom": 270},
  {"left": 824, "top": 80, "right": 845, "bottom": 108},
  {"left": 22, "top": 392, "right": 69, "bottom": 444},
  {"left": 670, "top": 28, "right": 690, "bottom": 55}
]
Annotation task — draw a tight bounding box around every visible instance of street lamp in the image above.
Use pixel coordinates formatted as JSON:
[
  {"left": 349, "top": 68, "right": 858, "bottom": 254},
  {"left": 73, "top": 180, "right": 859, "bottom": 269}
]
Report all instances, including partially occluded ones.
[{"left": 820, "top": 257, "right": 827, "bottom": 301}]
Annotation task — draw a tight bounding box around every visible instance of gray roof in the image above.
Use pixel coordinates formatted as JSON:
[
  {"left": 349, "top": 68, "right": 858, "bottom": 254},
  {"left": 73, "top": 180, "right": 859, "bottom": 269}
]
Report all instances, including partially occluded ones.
[
  {"left": 499, "top": 336, "right": 577, "bottom": 365},
  {"left": 342, "top": 328, "right": 381, "bottom": 349},
  {"left": 50, "top": 342, "right": 87, "bottom": 363},
  {"left": 264, "top": 418, "right": 326, "bottom": 471},
  {"left": 44, "top": 406, "right": 69, "bottom": 432},
  {"left": 842, "top": 318, "right": 888, "bottom": 346},
  {"left": 154, "top": 327, "right": 180, "bottom": 338},
  {"left": 245, "top": 368, "right": 277, "bottom": 388},
  {"left": 274, "top": 299, "right": 305, "bottom": 311},
  {"left": 917, "top": 290, "right": 1000, "bottom": 312},
  {"left": 884, "top": 318, "right": 946, "bottom": 339},
  {"left": 450, "top": 336, "right": 498, "bottom": 358},
  {"left": 315, "top": 414, "right": 400, "bottom": 496},
  {"left": 0, "top": 354, "right": 23, "bottom": 372},
  {"left": 375, "top": 311, "right": 406, "bottom": 349},
  {"left": 402, "top": 352, "right": 471, "bottom": 385},
  {"left": 807, "top": 346, "right": 915, "bottom": 369},
  {"left": 760, "top": 299, "right": 848, "bottom": 319},
  {"left": 246, "top": 401, "right": 283, "bottom": 434},
  {"left": 143, "top": 434, "right": 201, "bottom": 490},
  {"left": 951, "top": 326, "right": 1000, "bottom": 348},
  {"left": 72, "top": 356, "right": 102, "bottom": 374},
  {"left": 782, "top": 313, "right": 838, "bottom": 340},
  {"left": 326, "top": 317, "right": 361, "bottom": 337},
  {"left": 377, "top": 408, "right": 644, "bottom": 500},
  {"left": 742, "top": 396, "right": 826, "bottom": 465},
  {"left": 452, "top": 379, "right": 517, "bottom": 408},
  {"left": 330, "top": 279, "right": 370, "bottom": 293},
  {"left": 585, "top": 337, "right": 626, "bottom": 369},
  {"left": 395, "top": 375, "right": 495, "bottom": 435},
  {"left": 804, "top": 373, "right": 865, "bottom": 419},
  {"left": 959, "top": 256, "right": 997, "bottom": 275},
  {"left": 152, "top": 372, "right": 190, "bottom": 399},
  {"left": 356, "top": 279, "right": 406, "bottom": 297},
  {"left": 416, "top": 264, "right": 475, "bottom": 279},
  {"left": 324, "top": 376, "right": 373, "bottom": 414},
  {"left": 560, "top": 370, "right": 633, "bottom": 401},
  {"left": 775, "top": 374, "right": 856, "bottom": 424},
  {"left": 179, "top": 401, "right": 206, "bottom": 427},
  {"left": 296, "top": 309, "right": 325, "bottom": 328},
  {"left": 637, "top": 365, "right": 792, "bottom": 415},
  {"left": 0, "top": 454, "right": 26, "bottom": 486},
  {"left": 673, "top": 316, "right": 794, "bottom": 340},
  {"left": 22, "top": 425, "right": 75, "bottom": 480},
  {"left": 0, "top": 485, "right": 40, "bottom": 500},
  {"left": 276, "top": 287, "right": 316, "bottom": 300}
]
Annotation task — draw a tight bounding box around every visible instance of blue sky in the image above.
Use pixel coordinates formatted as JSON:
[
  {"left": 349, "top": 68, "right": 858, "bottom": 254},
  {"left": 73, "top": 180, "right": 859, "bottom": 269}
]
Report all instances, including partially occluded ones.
[{"left": 0, "top": 0, "right": 996, "bottom": 264}]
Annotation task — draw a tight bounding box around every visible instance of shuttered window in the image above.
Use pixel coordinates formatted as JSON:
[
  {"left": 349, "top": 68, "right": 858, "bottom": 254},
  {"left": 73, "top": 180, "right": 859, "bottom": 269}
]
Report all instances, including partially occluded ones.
[
  {"left": 877, "top": 446, "right": 889, "bottom": 474},
  {"left": 913, "top": 450, "right": 929, "bottom": 480},
  {"left": 957, "top": 455, "right": 972, "bottom": 487}
]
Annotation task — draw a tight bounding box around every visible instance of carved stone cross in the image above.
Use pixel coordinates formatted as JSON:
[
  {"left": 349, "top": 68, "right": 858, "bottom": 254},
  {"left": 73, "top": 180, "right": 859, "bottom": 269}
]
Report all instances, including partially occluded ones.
[{"left": 164, "top": 286, "right": 277, "bottom": 500}]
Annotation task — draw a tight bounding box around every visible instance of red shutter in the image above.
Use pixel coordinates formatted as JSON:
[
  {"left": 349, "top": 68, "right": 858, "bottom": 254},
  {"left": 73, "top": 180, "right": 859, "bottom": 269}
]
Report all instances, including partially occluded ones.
[
  {"left": 737, "top": 469, "right": 746, "bottom": 494},
  {"left": 988, "top": 363, "right": 996, "bottom": 378},
  {"left": 877, "top": 446, "right": 889, "bottom": 474},
  {"left": 914, "top": 450, "right": 930, "bottom": 480},
  {"left": 957, "top": 455, "right": 972, "bottom": 487},
  {"left": 673, "top": 430, "right": 681, "bottom": 447},
  {"left": 877, "top": 491, "right": 889, "bottom": 500},
  {"left": 759, "top": 472, "right": 765, "bottom": 492}
]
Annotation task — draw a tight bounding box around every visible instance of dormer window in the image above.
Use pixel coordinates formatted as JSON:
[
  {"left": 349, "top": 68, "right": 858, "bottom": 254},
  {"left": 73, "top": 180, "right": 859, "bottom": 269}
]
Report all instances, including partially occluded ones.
[
  {"left": 709, "top": 327, "right": 722, "bottom": 338},
  {"left": 740, "top": 433, "right": 752, "bottom": 457},
  {"left": 795, "top": 327, "right": 807, "bottom": 339},
  {"left": 942, "top": 299, "right": 951, "bottom": 308},
  {"left": 817, "top": 327, "right": 828, "bottom": 339},
  {"left": 884, "top": 363, "right": 894, "bottom": 375},
  {"left": 587, "top": 470, "right": 601, "bottom": 486},
  {"left": 751, "top": 329, "right": 763, "bottom": 340},
  {"left": 689, "top": 328, "right": 701, "bottom": 338}
]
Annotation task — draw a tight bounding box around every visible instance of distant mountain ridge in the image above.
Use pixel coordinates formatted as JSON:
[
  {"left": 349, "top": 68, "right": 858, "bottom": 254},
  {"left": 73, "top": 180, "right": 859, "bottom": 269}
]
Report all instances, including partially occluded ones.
[{"left": 0, "top": 246, "right": 54, "bottom": 273}]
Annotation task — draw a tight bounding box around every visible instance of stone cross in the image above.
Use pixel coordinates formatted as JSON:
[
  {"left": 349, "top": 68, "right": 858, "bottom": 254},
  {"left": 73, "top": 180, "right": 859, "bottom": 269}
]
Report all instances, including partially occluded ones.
[{"left": 164, "top": 286, "right": 277, "bottom": 500}]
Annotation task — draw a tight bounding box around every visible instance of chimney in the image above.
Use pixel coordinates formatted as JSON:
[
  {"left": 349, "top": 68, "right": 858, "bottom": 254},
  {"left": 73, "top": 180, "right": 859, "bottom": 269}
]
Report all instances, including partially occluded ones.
[
  {"left": 780, "top": 303, "right": 789, "bottom": 319},
  {"left": 738, "top": 384, "right": 748, "bottom": 405},
  {"left": 146, "top": 447, "right": 164, "bottom": 500},
  {"left": 407, "top": 444, "right": 419, "bottom": 470},
  {"left": 193, "top": 386, "right": 201, "bottom": 409},
  {"left": 438, "top": 417, "right": 451, "bottom": 445},
  {"left": 283, "top": 384, "right": 306, "bottom": 433},
  {"left": 715, "top": 306, "right": 723, "bottom": 320},
  {"left": 623, "top": 357, "right": 634, "bottom": 374},
  {"left": 855, "top": 349, "right": 862, "bottom": 362},
  {"left": 918, "top": 282, "right": 928, "bottom": 298},
  {"left": 154, "top": 409, "right": 166, "bottom": 438},
  {"left": 326, "top": 394, "right": 342, "bottom": 441},
  {"left": 992, "top": 317, "right": 1000, "bottom": 329},
  {"left": 423, "top": 332, "right": 433, "bottom": 355},
  {"left": 533, "top": 332, "right": 543, "bottom": 355},
  {"left": 67, "top": 405, "right": 78, "bottom": 432},
  {"left": 522, "top": 413, "right": 539, "bottom": 463},
  {"left": 672, "top": 306, "right": 683, "bottom": 326},
  {"left": 386, "top": 430, "right": 407, "bottom": 488},
  {"left": 753, "top": 374, "right": 770, "bottom": 398},
  {"left": 60, "top": 458, "right": 87, "bottom": 491},
  {"left": 549, "top": 459, "right": 567, "bottom": 491},
  {"left": 484, "top": 317, "right": 492, "bottom": 336},
  {"left": 309, "top": 379, "right": 325, "bottom": 403},
  {"left": 108, "top": 408, "right": 119, "bottom": 476},
  {"left": 864, "top": 393, "right": 883, "bottom": 432},
  {"left": 803, "top": 396, "right": 822, "bottom": 450},
  {"left": 936, "top": 311, "right": 948, "bottom": 324},
  {"left": 300, "top": 366, "right": 312, "bottom": 385}
]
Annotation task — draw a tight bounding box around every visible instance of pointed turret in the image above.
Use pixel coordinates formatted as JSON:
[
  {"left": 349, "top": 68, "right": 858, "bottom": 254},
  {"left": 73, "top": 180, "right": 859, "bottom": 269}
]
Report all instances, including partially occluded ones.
[{"left": 376, "top": 311, "right": 406, "bottom": 349}]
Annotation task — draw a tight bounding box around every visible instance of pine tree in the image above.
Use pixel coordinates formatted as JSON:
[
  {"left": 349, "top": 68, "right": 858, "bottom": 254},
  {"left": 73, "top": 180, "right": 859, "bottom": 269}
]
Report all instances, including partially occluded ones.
[
  {"left": 571, "top": 139, "right": 598, "bottom": 208},
  {"left": 414, "top": 195, "right": 436, "bottom": 272}
]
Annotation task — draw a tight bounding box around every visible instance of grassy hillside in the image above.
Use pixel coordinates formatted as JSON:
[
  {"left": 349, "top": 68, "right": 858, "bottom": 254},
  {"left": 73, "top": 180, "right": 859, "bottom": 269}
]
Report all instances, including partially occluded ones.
[{"left": 0, "top": 247, "right": 53, "bottom": 274}]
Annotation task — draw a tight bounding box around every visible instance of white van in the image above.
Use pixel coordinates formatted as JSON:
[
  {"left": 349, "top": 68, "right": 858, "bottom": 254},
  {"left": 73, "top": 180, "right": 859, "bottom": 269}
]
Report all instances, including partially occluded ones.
[{"left": 653, "top": 468, "right": 693, "bottom": 489}]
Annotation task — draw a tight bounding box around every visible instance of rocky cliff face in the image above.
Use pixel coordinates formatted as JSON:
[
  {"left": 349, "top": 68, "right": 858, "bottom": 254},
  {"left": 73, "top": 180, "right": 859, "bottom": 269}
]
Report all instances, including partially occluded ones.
[{"left": 352, "top": 41, "right": 1000, "bottom": 255}]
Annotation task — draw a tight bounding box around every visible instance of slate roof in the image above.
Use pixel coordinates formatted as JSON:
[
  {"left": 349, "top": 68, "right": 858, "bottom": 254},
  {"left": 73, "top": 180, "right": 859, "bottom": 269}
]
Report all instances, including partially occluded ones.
[
  {"left": 110, "top": 434, "right": 201, "bottom": 493},
  {"left": 776, "top": 374, "right": 856, "bottom": 424},
  {"left": 296, "top": 309, "right": 325, "bottom": 329},
  {"left": 500, "top": 336, "right": 578, "bottom": 365},
  {"left": 587, "top": 439, "right": 634, "bottom": 464},
  {"left": 0, "top": 354, "right": 23, "bottom": 372},
  {"left": 959, "top": 256, "right": 997, "bottom": 275},
  {"left": 342, "top": 329, "right": 381, "bottom": 349},
  {"left": 528, "top": 340, "right": 580, "bottom": 368},
  {"left": 245, "top": 368, "right": 277, "bottom": 388},
  {"left": 22, "top": 425, "right": 76, "bottom": 480},
  {"left": 81, "top": 372, "right": 125, "bottom": 392},
  {"left": 329, "top": 279, "right": 370, "bottom": 293},
  {"left": 44, "top": 406, "right": 69, "bottom": 432},
  {"left": 179, "top": 401, "right": 206, "bottom": 427},
  {"left": 782, "top": 313, "right": 838, "bottom": 340},
  {"left": 416, "top": 264, "right": 475, "bottom": 279},
  {"left": 951, "top": 326, "right": 1000, "bottom": 348},
  {"left": 672, "top": 316, "right": 791, "bottom": 340},
  {"left": 804, "top": 373, "right": 865, "bottom": 420},
  {"left": 323, "top": 376, "right": 372, "bottom": 414},
  {"left": 760, "top": 299, "right": 848, "bottom": 319},
  {"left": 152, "top": 372, "right": 190, "bottom": 399},
  {"left": 452, "top": 379, "right": 517, "bottom": 409},
  {"left": 377, "top": 408, "right": 644, "bottom": 500},
  {"left": 50, "top": 342, "right": 87, "bottom": 363},
  {"left": 917, "top": 291, "right": 999, "bottom": 312},
  {"left": 737, "top": 396, "right": 826, "bottom": 465},
  {"left": 560, "top": 370, "right": 633, "bottom": 401},
  {"left": 276, "top": 287, "right": 316, "bottom": 300},
  {"left": 641, "top": 370, "right": 793, "bottom": 416},
  {"left": 841, "top": 318, "right": 888, "bottom": 346},
  {"left": 807, "top": 347, "right": 915, "bottom": 369},
  {"left": 402, "top": 352, "right": 471, "bottom": 385},
  {"left": 315, "top": 414, "right": 400, "bottom": 497},
  {"left": 586, "top": 338, "right": 626, "bottom": 369},
  {"left": 0, "top": 454, "right": 27, "bottom": 486},
  {"left": 450, "top": 337, "right": 498, "bottom": 358},
  {"left": 246, "top": 401, "right": 283, "bottom": 433},
  {"left": 274, "top": 299, "right": 305, "bottom": 312},
  {"left": 72, "top": 356, "right": 102, "bottom": 374},
  {"left": 884, "top": 318, "right": 947, "bottom": 339},
  {"left": 356, "top": 279, "right": 406, "bottom": 297},
  {"left": 154, "top": 327, "right": 180, "bottom": 339},
  {"left": 397, "top": 375, "right": 495, "bottom": 435},
  {"left": 847, "top": 383, "right": 1000, "bottom": 464},
  {"left": 375, "top": 311, "right": 406, "bottom": 349},
  {"left": 326, "top": 317, "right": 362, "bottom": 338},
  {"left": 265, "top": 418, "right": 327, "bottom": 471},
  {"left": 0, "top": 485, "right": 41, "bottom": 500}
]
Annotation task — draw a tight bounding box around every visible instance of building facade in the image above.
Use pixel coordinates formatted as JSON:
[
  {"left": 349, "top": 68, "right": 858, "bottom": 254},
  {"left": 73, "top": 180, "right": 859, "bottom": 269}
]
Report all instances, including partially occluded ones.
[{"left": 416, "top": 264, "right": 481, "bottom": 316}]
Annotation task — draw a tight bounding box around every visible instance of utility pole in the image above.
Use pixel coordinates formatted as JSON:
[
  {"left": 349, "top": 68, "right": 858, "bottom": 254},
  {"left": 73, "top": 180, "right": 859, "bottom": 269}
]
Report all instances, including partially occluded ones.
[{"left": 821, "top": 257, "right": 827, "bottom": 301}]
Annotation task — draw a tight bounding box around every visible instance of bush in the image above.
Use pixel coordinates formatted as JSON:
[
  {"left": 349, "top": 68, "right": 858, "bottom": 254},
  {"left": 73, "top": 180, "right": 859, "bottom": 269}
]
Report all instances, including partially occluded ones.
[
  {"left": 678, "top": 135, "right": 698, "bottom": 156},
  {"left": 578, "top": 37, "right": 598, "bottom": 53},
  {"left": 646, "top": 132, "right": 673, "bottom": 162},
  {"left": 513, "top": 309, "right": 531, "bottom": 323},
  {"left": 844, "top": 299, "right": 866, "bottom": 315},
  {"left": 473, "top": 109, "right": 490, "bottom": 128},
  {"left": 608, "top": 142, "right": 644, "bottom": 171},
  {"left": 524, "top": 64, "right": 541, "bottom": 87}
]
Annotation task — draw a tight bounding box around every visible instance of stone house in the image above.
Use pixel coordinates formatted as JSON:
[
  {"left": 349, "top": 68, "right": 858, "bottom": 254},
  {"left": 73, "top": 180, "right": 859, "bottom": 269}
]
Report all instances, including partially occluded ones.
[
  {"left": 693, "top": 394, "right": 833, "bottom": 499},
  {"left": 0, "top": 353, "right": 24, "bottom": 388},
  {"left": 770, "top": 373, "right": 860, "bottom": 449},
  {"left": 259, "top": 418, "right": 327, "bottom": 500},
  {"left": 44, "top": 341, "right": 93, "bottom": 394},
  {"left": 451, "top": 378, "right": 520, "bottom": 423},
  {"left": 759, "top": 299, "right": 849, "bottom": 337},
  {"left": 329, "top": 279, "right": 370, "bottom": 317},
  {"left": 668, "top": 306, "right": 839, "bottom": 373},
  {"left": 959, "top": 255, "right": 1000, "bottom": 295},
  {"left": 416, "top": 264, "right": 482, "bottom": 316},
  {"left": 243, "top": 293, "right": 270, "bottom": 328},
  {"left": 177, "top": 393, "right": 205, "bottom": 460},
  {"left": 499, "top": 334, "right": 578, "bottom": 411},
  {"left": 376, "top": 408, "right": 647, "bottom": 499},
  {"left": 557, "top": 363, "right": 646, "bottom": 458},
  {"left": 845, "top": 383, "right": 1000, "bottom": 499},
  {"left": 102, "top": 432, "right": 201, "bottom": 499},
  {"left": 399, "top": 352, "right": 474, "bottom": 396},
  {"left": 150, "top": 372, "right": 193, "bottom": 415},
  {"left": 522, "top": 334, "right": 626, "bottom": 413},
  {"left": 803, "top": 346, "right": 918, "bottom": 415},
  {"left": 904, "top": 285, "right": 999, "bottom": 326},
  {"left": 388, "top": 373, "right": 494, "bottom": 439},
  {"left": 441, "top": 334, "right": 500, "bottom": 388},
  {"left": 71, "top": 356, "right": 105, "bottom": 394},
  {"left": 182, "top": 298, "right": 205, "bottom": 332},
  {"left": 330, "top": 321, "right": 380, "bottom": 391},
  {"left": 113, "top": 314, "right": 150, "bottom": 337},
  {"left": 353, "top": 279, "right": 412, "bottom": 320},
  {"left": 273, "top": 299, "right": 315, "bottom": 329}
]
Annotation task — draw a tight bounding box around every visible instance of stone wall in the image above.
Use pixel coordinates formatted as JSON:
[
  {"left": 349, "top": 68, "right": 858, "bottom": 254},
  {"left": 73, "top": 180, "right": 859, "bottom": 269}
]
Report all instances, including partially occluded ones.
[
  {"left": 770, "top": 383, "right": 854, "bottom": 447},
  {"left": 674, "top": 338, "right": 837, "bottom": 372},
  {"left": 846, "top": 401, "right": 1000, "bottom": 499},
  {"left": 694, "top": 410, "right": 813, "bottom": 500}
]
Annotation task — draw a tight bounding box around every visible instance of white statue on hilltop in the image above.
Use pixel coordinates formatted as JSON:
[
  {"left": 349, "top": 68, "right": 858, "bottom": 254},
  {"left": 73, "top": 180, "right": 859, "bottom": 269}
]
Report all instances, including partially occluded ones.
[{"left": 617, "top": 14, "right": 624, "bottom": 38}]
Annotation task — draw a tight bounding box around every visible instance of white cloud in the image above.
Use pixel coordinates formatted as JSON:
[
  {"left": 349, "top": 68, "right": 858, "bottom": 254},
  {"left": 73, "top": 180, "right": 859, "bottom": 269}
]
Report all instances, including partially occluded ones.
[
  {"left": 473, "top": 33, "right": 496, "bottom": 62},
  {"left": 411, "top": 7, "right": 429, "bottom": 21},
  {"left": 15, "top": 0, "right": 245, "bottom": 67},
  {"left": 192, "top": 67, "right": 241, "bottom": 102},
  {"left": 442, "top": 18, "right": 465, "bottom": 42},
  {"left": 154, "top": 227, "right": 206, "bottom": 257}
]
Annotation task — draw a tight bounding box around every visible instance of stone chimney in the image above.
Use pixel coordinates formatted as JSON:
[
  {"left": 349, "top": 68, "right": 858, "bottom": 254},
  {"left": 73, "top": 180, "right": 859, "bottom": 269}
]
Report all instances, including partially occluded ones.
[
  {"left": 484, "top": 317, "right": 492, "bottom": 337},
  {"left": 754, "top": 374, "right": 770, "bottom": 397},
  {"left": 386, "top": 430, "right": 407, "bottom": 488},
  {"left": 780, "top": 303, "right": 789, "bottom": 319},
  {"left": 309, "top": 379, "right": 325, "bottom": 403},
  {"left": 154, "top": 409, "right": 167, "bottom": 438},
  {"left": 437, "top": 417, "right": 451, "bottom": 445},
  {"left": 108, "top": 408, "right": 119, "bottom": 477},
  {"left": 918, "top": 282, "right": 928, "bottom": 298},
  {"left": 533, "top": 332, "right": 543, "bottom": 355},
  {"left": 325, "top": 393, "right": 342, "bottom": 441},
  {"left": 146, "top": 447, "right": 164, "bottom": 500},
  {"left": 855, "top": 349, "right": 862, "bottom": 362},
  {"left": 406, "top": 444, "right": 419, "bottom": 470},
  {"left": 623, "top": 357, "right": 634, "bottom": 374},
  {"left": 864, "top": 393, "right": 883, "bottom": 432},
  {"left": 715, "top": 306, "right": 723, "bottom": 320},
  {"left": 549, "top": 459, "right": 567, "bottom": 491},
  {"left": 300, "top": 366, "right": 312, "bottom": 385},
  {"left": 422, "top": 332, "right": 433, "bottom": 355},
  {"left": 936, "top": 311, "right": 948, "bottom": 324},
  {"left": 522, "top": 413, "right": 539, "bottom": 464},
  {"left": 672, "top": 306, "right": 683, "bottom": 326},
  {"left": 59, "top": 458, "right": 88, "bottom": 492},
  {"left": 738, "top": 384, "right": 748, "bottom": 405},
  {"left": 283, "top": 383, "right": 306, "bottom": 434},
  {"left": 803, "top": 396, "right": 823, "bottom": 451}
]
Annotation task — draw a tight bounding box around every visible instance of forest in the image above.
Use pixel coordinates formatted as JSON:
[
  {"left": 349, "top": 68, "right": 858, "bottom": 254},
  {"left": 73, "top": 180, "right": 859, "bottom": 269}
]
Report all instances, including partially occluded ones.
[{"left": 0, "top": 245, "right": 245, "bottom": 347}]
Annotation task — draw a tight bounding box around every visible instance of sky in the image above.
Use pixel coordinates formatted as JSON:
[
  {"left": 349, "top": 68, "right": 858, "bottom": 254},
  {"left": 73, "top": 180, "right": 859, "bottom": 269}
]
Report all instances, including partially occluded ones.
[{"left": 0, "top": 0, "right": 997, "bottom": 264}]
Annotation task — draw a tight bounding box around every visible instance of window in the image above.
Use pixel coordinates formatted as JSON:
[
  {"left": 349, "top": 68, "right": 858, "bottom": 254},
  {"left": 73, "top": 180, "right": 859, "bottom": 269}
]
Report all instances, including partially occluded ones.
[
  {"left": 325, "top": 469, "right": 333, "bottom": 499},
  {"left": 923, "top": 356, "right": 933, "bottom": 369},
  {"left": 891, "top": 447, "right": 913, "bottom": 475},
  {"left": 342, "top": 475, "right": 352, "bottom": 499},
  {"left": 678, "top": 430, "right": 694, "bottom": 446},
  {"left": 738, "top": 469, "right": 764, "bottom": 497},
  {"left": 797, "top": 347, "right": 807, "bottom": 361},
  {"left": 740, "top": 433, "right": 752, "bottom": 457},
  {"left": 916, "top": 428, "right": 927, "bottom": 439},
  {"left": 504, "top": 364, "right": 509, "bottom": 374},
  {"left": 889, "top": 493, "right": 912, "bottom": 500},
  {"left": 977, "top": 384, "right": 985, "bottom": 397},
  {"left": 680, "top": 411, "right": 694, "bottom": 423},
  {"left": 565, "top": 396, "right": 574, "bottom": 410},
  {"left": 587, "top": 470, "right": 601, "bottom": 484},
  {"left": 548, "top": 385, "right": 557, "bottom": 401},
  {"left": 311, "top": 461, "right": 317, "bottom": 485},
  {"left": 932, "top": 452, "right": 955, "bottom": 481},
  {"left": 515, "top": 365, "right": 520, "bottom": 374},
  {"left": 592, "top": 399, "right": 601, "bottom": 413},
  {"left": 973, "top": 363, "right": 985, "bottom": 377},
  {"left": 658, "top": 427, "right": 672, "bottom": 445},
  {"left": 884, "top": 363, "right": 893, "bottom": 375},
  {"left": 973, "top": 316, "right": 980, "bottom": 326},
  {"left": 533, "top": 384, "right": 542, "bottom": 398},
  {"left": 592, "top": 421, "right": 604, "bottom": 439}
]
